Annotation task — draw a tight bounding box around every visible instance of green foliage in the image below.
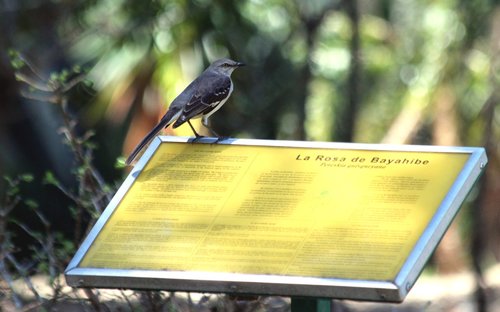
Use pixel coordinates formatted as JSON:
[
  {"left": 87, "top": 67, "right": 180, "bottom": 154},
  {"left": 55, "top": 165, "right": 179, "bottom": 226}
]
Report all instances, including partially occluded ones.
[
  {"left": 2, "top": 174, "right": 32, "bottom": 205},
  {"left": 8, "top": 49, "right": 26, "bottom": 70},
  {"left": 43, "top": 171, "right": 61, "bottom": 187},
  {"left": 115, "top": 156, "right": 127, "bottom": 169},
  {"left": 24, "top": 199, "right": 38, "bottom": 209},
  {"left": 19, "top": 174, "right": 34, "bottom": 183}
]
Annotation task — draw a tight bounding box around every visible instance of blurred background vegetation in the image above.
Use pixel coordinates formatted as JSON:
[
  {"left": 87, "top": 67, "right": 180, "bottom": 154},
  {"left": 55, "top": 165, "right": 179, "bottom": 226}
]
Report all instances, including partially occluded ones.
[{"left": 1, "top": 0, "right": 499, "bottom": 310}]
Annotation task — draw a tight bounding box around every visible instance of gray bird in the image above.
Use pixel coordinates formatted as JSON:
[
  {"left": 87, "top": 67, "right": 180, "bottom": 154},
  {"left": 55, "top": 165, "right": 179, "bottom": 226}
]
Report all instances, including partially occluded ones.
[{"left": 126, "top": 58, "right": 245, "bottom": 165}]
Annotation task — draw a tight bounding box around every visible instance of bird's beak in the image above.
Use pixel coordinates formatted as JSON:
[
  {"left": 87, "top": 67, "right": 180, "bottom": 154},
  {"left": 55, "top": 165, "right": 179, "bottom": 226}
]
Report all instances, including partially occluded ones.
[{"left": 236, "top": 62, "right": 246, "bottom": 67}]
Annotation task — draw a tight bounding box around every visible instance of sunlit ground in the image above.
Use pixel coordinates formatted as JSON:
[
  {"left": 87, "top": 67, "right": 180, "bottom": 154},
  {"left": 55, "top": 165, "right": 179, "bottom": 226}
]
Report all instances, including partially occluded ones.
[{"left": 5, "top": 264, "right": 499, "bottom": 311}]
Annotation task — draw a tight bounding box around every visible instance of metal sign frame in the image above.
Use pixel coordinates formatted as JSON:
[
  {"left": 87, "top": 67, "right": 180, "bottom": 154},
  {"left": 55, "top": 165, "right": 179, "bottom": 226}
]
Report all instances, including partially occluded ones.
[{"left": 65, "top": 136, "right": 487, "bottom": 302}]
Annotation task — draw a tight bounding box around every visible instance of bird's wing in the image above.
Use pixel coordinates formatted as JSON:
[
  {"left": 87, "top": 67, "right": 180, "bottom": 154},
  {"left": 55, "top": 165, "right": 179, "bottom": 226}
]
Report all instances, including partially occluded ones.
[{"left": 173, "top": 75, "right": 231, "bottom": 127}]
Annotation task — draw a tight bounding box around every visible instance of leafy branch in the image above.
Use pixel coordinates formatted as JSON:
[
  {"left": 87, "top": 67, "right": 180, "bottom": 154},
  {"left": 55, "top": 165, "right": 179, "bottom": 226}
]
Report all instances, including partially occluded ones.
[
  {"left": 4, "top": 52, "right": 117, "bottom": 310},
  {"left": 0, "top": 174, "right": 41, "bottom": 309},
  {"left": 10, "top": 51, "right": 113, "bottom": 242}
]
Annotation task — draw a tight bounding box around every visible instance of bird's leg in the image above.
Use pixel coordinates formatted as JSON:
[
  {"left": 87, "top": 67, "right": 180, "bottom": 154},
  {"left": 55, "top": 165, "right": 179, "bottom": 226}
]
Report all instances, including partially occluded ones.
[
  {"left": 202, "top": 117, "right": 229, "bottom": 143},
  {"left": 201, "top": 117, "right": 218, "bottom": 137},
  {"left": 214, "top": 136, "right": 230, "bottom": 143},
  {"left": 187, "top": 120, "right": 204, "bottom": 142},
  {"left": 207, "top": 126, "right": 220, "bottom": 138}
]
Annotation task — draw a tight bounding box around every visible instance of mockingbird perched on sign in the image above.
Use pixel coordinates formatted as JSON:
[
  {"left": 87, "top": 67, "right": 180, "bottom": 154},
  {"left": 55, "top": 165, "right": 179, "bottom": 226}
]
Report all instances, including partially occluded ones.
[{"left": 126, "top": 58, "right": 245, "bottom": 165}]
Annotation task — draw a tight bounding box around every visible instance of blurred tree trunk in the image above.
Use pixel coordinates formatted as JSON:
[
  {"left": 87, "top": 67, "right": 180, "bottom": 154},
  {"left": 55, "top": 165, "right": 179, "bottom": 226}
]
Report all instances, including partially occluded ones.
[
  {"left": 471, "top": 7, "right": 500, "bottom": 312},
  {"left": 381, "top": 100, "right": 425, "bottom": 144},
  {"left": 431, "top": 85, "right": 467, "bottom": 274},
  {"left": 342, "top": 0, "right": 361, "bottom": 142},
  {"left": 121, "top": 57, "right": 164, "bottom": 158},
  {"left": 295, "top": 19, "right": 317, "bottom": 141},
  {"left": 332, "top": 0, "right": 361, "bottom": 143},
  {"left": 295, "top": 1, "right": 339, "bottom": 140},
  {"left": 471, "top": 92, "right": 500, "bottom": 312},
  {"left": 295, "top": 45, "right": 312, "bottom": 141}
]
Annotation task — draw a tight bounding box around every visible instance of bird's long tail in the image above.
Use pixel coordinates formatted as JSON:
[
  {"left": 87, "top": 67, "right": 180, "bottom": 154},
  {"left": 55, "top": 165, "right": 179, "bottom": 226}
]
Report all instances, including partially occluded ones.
[{"left": 125, "top": 116, "right": 172, "bottom": 165}]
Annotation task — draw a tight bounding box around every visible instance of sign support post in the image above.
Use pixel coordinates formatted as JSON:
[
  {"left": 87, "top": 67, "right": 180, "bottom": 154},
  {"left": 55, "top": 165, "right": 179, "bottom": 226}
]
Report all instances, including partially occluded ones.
[{"left": 291, "top": 298, "right": 331, "bottom": 312}]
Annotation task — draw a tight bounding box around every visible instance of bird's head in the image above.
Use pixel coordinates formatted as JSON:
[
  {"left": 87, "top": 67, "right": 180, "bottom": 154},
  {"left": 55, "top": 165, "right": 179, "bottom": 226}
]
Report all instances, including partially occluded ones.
[{"left": 210, "top": 58, "right": 245, "bottom": 76}]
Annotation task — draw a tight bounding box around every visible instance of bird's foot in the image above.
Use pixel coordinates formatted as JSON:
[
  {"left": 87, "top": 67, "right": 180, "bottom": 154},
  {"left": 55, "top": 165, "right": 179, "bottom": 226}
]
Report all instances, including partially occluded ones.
[
  {"left": 189, "top": 135, "right": 205, "bottom": 143},
  {"left": 214, "top": 136, "right": 231, "bottom": 143}
]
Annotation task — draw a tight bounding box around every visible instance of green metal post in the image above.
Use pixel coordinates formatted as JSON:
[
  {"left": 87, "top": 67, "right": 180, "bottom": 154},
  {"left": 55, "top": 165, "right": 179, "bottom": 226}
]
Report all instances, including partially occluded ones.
[{"left": 290, "top": 298, "right": 331, "bottom": 312}]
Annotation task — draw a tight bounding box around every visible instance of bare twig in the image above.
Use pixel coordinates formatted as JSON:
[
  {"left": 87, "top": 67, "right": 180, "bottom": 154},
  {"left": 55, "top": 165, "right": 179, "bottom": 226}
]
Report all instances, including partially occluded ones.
[
  {"left": 119, "top": 289, "right": 135, "bottom": 311},
  {"left": 15, "top": 72, "right": 54, "bottom": 92},
  {"left": 0, "top": 260, "right": 24, "bottom": 309},
  {"left": 5, "top": 254, "right": 42, "bottom": 303},
  {"left": 83, "top": 288, "right": 107, "bottom": 312}
]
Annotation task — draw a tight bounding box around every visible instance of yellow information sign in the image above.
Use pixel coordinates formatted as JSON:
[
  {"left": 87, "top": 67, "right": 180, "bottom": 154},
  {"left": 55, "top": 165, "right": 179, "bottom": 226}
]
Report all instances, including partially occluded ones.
[{"left": 65, "top": 137, "right": 486, "bottom": 301}]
